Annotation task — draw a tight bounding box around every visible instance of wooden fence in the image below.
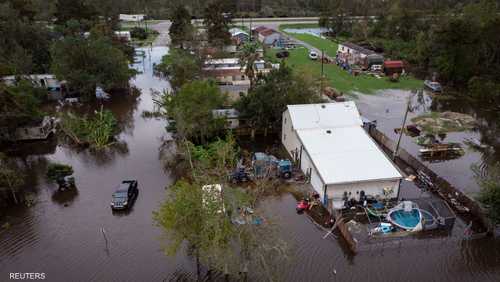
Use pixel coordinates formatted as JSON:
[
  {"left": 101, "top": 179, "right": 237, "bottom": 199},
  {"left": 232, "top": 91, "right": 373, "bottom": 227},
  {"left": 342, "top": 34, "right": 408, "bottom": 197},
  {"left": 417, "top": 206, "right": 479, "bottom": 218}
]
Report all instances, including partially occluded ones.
[{"left": 368, "top": 127, "right": 491, "bottom": 233}]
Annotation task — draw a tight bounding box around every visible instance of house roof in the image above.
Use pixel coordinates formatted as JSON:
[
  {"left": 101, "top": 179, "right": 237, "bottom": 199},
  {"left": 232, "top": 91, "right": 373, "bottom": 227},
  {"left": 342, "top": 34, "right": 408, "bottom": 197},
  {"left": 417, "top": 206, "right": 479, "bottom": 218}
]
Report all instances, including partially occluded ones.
[
  {"left": 287, "top": 102, "right": 363, "bottom": 130},
  {"left": 253, "top": 26, "right": 268, "bottom": 33},
  {"left": 384, "top": 60, "right": 404, "bottom": 68},
  {"left": 229, "top": 28, "right": 249, "bottom": 37},
  {"left": 260, "top": 29, "right": 276, "bottom": 37},
  {"left": 296, "top": 126, "right": 402, "bottom": 185},
  {"left": 340, "top": 42, "right": 375, "bottom": 55}
]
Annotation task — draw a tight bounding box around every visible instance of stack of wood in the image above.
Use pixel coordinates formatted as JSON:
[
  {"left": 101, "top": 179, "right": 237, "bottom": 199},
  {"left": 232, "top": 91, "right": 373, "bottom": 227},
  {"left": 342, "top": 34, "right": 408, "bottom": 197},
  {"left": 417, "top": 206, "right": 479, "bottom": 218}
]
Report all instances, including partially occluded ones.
[{"left": 323, "top": 87, "right": 345, "bottom": 102}]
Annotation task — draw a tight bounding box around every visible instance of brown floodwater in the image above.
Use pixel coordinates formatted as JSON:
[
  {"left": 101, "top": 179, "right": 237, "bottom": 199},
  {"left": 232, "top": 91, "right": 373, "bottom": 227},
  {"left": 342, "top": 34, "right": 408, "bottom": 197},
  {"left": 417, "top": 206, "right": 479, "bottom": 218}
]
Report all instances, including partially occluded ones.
[{"left": 1, "top": 48, "right": 500, "bottom": 282}]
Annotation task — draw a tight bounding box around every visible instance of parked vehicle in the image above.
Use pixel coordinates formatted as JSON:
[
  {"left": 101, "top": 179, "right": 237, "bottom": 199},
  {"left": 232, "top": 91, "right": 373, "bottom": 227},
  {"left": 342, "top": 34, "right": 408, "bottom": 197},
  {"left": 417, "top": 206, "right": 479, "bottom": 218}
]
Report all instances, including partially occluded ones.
[
  {"left": 370, "top": 64, "right": 382, "bottom": 72},
  {"left": 277, "top": 159, "right": 292, "bottom": 179},
  {"left": 231, "top": 167, "right": 250, "bottom": 183},
  {"left": 57, "top": 175, "right": 75, "bottom": 191},
  {"left": 424, "top": 80, "right": 442, "bottom": 92},
  {"left": 111, "top": 180, "right": 139, "bottom": 210},
  {"left": 308, "top": 51, "right": 318, "bottom": 60}
]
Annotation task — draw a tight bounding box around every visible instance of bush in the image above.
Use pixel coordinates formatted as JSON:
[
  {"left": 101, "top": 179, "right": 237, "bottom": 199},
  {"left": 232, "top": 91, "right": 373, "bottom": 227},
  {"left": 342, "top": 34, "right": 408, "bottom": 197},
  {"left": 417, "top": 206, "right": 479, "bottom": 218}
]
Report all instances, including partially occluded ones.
[
  {"left": 47, "top": 163, "right": 74, "bottom": 180},
  {"left": 130, "top": 27, "right": 148, "bottom": 40}
]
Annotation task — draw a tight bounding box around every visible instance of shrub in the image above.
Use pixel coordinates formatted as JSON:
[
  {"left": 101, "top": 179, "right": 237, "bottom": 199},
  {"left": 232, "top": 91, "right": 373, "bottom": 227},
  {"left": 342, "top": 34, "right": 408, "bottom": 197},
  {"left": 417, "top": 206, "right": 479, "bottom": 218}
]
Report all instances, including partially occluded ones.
[
  {"left": 130, "top": 27, "right": 148, "bottom": 40},
  {"left": 47, "top": 163, "right": 74, "bottom": 180}
]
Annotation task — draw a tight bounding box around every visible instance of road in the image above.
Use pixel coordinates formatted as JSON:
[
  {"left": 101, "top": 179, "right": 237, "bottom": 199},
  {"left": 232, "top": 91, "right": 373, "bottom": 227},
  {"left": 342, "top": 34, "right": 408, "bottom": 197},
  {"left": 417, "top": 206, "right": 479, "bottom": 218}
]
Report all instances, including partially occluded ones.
[{"left": 150, "top": 21, "right": 171, "bottom": 46}]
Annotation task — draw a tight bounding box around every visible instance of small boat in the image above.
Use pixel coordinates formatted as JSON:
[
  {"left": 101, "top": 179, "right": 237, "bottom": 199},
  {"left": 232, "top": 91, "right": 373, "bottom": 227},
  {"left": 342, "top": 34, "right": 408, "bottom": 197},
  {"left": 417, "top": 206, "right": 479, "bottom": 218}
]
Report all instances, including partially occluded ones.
[
  {"left": 370, "top": 222, "right": 394, "bottom": 235},
  {"left": 366, "top": 201, "right": 388, "bottom": 217},
  {"left": 424, "top": 80, "right": 442, "bottom": 92},
  {"left": 386, "top": 201, "right": 423, "bottom": 232}
]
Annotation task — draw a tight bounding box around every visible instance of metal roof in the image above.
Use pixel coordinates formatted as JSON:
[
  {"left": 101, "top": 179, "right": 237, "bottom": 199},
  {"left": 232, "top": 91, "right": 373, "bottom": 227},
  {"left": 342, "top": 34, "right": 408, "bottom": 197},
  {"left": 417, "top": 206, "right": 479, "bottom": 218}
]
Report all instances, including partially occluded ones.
[
  {"left": 287, "top": 102, "right": 363, "bottom": 130},
  {"left": 339, "top": 42, "right": 376, "bottom": 55},
  {"left": 287, "top": 102, "right": 401, "bottom": 185},
  {"left": 297, "top": 126, "right": 402, "bottom": 185}
]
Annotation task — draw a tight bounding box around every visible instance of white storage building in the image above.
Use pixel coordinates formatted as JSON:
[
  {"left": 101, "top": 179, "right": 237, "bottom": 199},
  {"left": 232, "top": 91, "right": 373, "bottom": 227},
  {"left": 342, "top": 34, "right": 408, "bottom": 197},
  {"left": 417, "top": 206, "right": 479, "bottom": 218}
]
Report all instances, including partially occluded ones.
[{"left": 281, "top": 102, "right": 402, "bottom": 209}]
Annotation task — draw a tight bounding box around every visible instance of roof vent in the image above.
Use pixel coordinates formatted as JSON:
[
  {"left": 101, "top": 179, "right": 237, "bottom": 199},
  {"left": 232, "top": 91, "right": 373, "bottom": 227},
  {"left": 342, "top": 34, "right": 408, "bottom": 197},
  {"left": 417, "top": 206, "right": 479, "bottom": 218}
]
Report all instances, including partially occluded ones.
[
  {"left": 321, "top": 105, "right": 326, "bottom": 109},
  {"left": 326, "top": 130, "right": 332, "bottom": 134}
]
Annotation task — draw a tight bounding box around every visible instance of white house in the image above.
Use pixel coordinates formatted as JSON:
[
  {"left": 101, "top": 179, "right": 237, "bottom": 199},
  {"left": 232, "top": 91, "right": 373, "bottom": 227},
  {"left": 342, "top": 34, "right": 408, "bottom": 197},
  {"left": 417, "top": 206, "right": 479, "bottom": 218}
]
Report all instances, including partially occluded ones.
[
  {"left": 119, "top": 14, "right": 145, "bottom": 22},
  {"left": 337, "top": 42, "right": 375, "bottom": 65},
  {"left": 281, "top": 102, "right": 402, "bottom": 209}
]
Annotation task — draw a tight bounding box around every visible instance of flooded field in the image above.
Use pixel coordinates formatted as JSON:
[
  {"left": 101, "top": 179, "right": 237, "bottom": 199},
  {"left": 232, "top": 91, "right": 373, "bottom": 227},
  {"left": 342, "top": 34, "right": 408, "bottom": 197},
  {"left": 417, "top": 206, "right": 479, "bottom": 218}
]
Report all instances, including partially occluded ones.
[{"left": 1, "top": 48, "right": 500, "bottom": 281}]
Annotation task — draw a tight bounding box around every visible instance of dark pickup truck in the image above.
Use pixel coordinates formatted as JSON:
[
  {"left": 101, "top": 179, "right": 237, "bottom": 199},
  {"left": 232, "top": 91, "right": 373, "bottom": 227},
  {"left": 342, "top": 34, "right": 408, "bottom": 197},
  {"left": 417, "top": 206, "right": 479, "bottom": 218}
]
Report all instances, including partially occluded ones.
[{"left": 110, "top": 180, "right": 138, "bottom": 210}]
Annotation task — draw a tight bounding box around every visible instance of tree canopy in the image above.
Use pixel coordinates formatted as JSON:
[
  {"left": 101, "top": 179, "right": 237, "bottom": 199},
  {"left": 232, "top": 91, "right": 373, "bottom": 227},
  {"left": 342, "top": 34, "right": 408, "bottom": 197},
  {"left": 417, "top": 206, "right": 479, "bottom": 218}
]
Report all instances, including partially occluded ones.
[
  {"left": 161, "top": 80, "right": 227, "bottom": 143},
  {"left": 0, "top": 2, "right": 53, "bottom": 75},
  {"left": 155, "top": 49, "right": 201, "bottom": 91},
  {"left": 236, "top": 64, "right": 321, "bottom": 132},
  {"left": 168, "top": 5, "right": 195, "bottom": 48},
  {"left": 51, "top": 34, "right": 135, "bottom": 95},
  {"left": 203, "top": 0, "right": 232, "bottom": 48}
]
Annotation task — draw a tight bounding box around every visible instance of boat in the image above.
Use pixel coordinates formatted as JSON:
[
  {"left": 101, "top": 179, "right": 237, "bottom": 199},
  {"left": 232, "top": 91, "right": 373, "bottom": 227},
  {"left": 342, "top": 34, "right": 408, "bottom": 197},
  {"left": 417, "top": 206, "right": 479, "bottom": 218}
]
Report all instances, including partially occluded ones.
[
  {"left": 424, "top": 80, "right": 442, "bottom": 92},
  {"left": 386, "top": 201, "right": 423, "bottom": 232}
]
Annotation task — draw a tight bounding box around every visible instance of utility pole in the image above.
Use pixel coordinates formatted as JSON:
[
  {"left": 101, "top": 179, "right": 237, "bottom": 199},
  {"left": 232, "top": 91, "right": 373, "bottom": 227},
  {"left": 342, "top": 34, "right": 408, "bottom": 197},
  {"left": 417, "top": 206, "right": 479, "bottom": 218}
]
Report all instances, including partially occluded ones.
[
  {"left": 393, "top": 94, "right": 412, "bottom": 160},
  {"left": 320, "top": 49, "right": 325, "bottom": 95}
]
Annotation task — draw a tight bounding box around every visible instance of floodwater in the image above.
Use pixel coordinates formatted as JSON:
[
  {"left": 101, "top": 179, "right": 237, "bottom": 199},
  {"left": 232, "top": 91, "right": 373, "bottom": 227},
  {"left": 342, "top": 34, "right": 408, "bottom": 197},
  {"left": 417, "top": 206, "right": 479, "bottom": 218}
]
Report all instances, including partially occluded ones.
[
  {"left": 356, "top": 89, "right": 500, "bottom": 196},
  {"left": 1, "top": 48, "right": 500, "bottom": 282}
]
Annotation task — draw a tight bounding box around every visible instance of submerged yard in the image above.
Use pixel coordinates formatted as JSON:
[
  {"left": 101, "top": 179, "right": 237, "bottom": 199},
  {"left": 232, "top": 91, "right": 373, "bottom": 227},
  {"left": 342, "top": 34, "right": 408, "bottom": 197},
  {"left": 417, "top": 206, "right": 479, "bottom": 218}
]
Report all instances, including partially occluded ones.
[{"left": 267, "top": 47, "right": 422, "bottom": 94}]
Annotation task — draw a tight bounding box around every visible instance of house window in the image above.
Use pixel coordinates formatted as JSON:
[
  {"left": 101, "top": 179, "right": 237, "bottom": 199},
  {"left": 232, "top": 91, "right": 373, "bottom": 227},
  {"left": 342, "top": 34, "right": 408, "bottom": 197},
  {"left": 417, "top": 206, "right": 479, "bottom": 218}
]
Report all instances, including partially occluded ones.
[
  {"left": 284, "top": 118, "right": 286, "bottom": 124},
  {"left": 283, "top": 133, "right": 286, "bottom": 141}
]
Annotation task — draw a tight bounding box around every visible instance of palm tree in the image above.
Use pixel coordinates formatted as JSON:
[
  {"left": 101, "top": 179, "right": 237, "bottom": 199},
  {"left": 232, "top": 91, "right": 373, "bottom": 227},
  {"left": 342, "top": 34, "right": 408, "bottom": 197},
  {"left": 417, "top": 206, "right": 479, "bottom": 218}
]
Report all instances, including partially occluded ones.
[{"left": 238, "top": 42, "right": 260, "bottom": 88}]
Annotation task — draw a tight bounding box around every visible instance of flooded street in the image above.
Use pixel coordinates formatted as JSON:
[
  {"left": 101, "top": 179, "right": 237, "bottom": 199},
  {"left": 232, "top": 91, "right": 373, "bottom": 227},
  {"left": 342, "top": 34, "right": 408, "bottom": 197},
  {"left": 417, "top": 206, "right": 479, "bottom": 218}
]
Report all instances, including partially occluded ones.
[{"left": 1, "top": 47, "right": 500, "bottom": 281}]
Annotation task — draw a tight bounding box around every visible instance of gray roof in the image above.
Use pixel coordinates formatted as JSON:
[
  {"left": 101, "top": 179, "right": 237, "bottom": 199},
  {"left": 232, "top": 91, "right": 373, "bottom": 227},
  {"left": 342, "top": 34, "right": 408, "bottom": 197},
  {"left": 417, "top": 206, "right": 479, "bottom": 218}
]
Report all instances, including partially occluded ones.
[{"left": 341, "top": 42, "right": 376, "bottom": 55}]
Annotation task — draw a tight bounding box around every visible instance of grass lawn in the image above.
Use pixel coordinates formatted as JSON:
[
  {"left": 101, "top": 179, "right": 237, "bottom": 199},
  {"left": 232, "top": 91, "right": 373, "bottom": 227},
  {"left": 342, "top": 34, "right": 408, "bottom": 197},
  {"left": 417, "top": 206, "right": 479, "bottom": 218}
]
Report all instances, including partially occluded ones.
[
  {"left": 120, "top": 20, "right": 164, "bottom": 31},
  {"left": 268, "top": 47, "right": 422, "bottom": 94},
  {"left": 279, "top": 23, "right": 320, "bottom": 29}
]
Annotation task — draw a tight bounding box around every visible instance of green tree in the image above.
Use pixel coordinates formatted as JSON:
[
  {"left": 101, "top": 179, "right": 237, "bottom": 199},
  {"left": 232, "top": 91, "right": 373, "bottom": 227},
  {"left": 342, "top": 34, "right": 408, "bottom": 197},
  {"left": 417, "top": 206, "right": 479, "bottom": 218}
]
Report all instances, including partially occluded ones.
[
  {"left": 236, "top": 64, "right": 321, "bottom": 135},
  {"left": 155, "top": 49, "right": 201, "bottom": 91},
  {"left": 474, "top": 163, "right": 500, "bottom": 226},
  {"left": 51, "top": 34, "right": 135, "bottom": 96},
  {"left": 203, "top": 0, "right": 232, "bottom": 48},
  {"left": 168, "top": 5, "right": 195, "bottom": 48},
  {"left": 0, "top": 2, "right": 52, "bottom": 75},
  {"left": 54, "top": 0, "right": 96, "bottom": 26},
  {"left": 58, "top": 107, "right": 118, "bottom": 149},
  {"left": 238, "top": 42, "right": 260, "bottom": 88},
  {"left": 0, "top": 154, "right": 24, "bottom": 204},
  {"left": 154, "top": 136, "right": 288, "bottom": 280},
  {"left": 0, "top": 80, "right": 45, "bottom": 138},
  {"left": 160, "top": 80, "right": 227, "bottom": 143}
]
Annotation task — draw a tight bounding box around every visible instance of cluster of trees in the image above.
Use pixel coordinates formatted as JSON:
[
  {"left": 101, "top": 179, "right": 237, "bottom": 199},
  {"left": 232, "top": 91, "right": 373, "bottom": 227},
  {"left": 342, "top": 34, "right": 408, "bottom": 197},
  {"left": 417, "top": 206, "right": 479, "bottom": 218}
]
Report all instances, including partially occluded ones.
[
  {"left": 474, "top": 163, "right": 500, "bottom": 226},
  {"left": 320, "top": 0, "right": 500, "bottom": 101},
  {"left": 154, "top": 135, "right": 289, "bottom": 280},
  {"left": 1, "top": 0, "right": 135, "bottom": 143},
  {"left": 1, "top": 0, "right": 135, "bottom": 93},
  {"left": 237, "top": 65, "right": 321, "bottom": 135}
]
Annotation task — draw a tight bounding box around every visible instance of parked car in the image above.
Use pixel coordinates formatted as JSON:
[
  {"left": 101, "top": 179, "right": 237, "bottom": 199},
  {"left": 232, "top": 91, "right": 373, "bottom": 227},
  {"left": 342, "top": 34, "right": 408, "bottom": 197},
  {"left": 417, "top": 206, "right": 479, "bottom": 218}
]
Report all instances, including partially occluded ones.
[
  {"left": 276, "top": 50, "right": 290, "bottom": 59},
  {"left": 424, "top": 80, "right": 442, "bottom": 92},
  {"left": 111, "top": 180, "right": 138, "bottom": 210},
  {"left": 308, "top": 51, "right": 318, "bottom": 60},
  {"left": 231, "top": 167, "right": 250, "bottom": 183}
]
